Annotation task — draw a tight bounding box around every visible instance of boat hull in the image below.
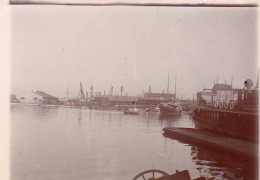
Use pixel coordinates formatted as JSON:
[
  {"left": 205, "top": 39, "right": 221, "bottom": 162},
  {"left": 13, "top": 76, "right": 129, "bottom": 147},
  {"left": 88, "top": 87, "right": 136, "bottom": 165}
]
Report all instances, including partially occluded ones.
[
  {"left": 124, "top": 111, "right": 139, "bottom": 115},
  {"left": 193, "top": 107, "right": 259, "bottom": 142},
  {"left": 159, "top": 104, "right": 182, "bottom": 115}
]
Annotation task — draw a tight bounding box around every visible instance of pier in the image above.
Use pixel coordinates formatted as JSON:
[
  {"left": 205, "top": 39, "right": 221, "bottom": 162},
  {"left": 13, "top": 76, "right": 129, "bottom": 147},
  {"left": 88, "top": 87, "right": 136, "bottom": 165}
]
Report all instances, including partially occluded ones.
[{"left": 163, "top": 127, "right": 258, "bottom": 159}]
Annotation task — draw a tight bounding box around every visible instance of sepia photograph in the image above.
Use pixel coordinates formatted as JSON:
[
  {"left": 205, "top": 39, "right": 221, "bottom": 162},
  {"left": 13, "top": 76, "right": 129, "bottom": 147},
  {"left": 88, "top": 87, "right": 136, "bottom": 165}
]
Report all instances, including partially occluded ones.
[{"left": 0, "top": 0, "right": 259, "bottom": 179}]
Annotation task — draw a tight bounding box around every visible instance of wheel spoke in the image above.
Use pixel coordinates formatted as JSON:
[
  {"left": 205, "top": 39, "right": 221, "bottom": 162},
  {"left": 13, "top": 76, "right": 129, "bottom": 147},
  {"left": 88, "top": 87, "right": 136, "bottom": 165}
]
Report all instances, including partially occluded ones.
[{"left": 132, "top": 169, "right": 169, "bottom": 180}]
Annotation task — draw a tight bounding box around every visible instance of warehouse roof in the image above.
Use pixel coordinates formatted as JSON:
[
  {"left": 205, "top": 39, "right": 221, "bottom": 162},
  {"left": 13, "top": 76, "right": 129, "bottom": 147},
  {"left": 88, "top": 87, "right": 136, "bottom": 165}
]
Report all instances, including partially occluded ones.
[{"left": 32, "top": 91, "right": 58, "bottom": 99}]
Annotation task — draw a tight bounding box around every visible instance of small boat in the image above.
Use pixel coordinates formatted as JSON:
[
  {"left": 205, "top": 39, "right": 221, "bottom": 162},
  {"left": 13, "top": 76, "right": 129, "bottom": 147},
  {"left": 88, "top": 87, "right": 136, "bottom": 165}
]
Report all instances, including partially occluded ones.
[
  {"left": 124, "top": 108, "right": 139, "bottom": 115},
  {"left": 146, "top": 106, "right": 160, "bottom": 112},
  {"left": 159, "top": 102, "right": 182, "bottom": 115}
]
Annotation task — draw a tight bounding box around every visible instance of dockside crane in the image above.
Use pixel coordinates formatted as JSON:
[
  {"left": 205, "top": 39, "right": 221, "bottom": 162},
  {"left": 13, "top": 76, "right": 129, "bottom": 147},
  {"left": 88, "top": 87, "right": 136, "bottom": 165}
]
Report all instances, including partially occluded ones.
[{"left": 77, "top": 82, "right": 85, "bottom": 99}]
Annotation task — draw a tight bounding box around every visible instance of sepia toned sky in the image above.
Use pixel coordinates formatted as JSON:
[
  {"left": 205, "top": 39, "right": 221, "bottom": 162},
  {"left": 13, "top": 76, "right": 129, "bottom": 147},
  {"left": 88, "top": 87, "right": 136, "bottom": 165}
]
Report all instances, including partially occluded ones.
[{"left": 10, "top": 5, "right": 258, "bottom": 98}]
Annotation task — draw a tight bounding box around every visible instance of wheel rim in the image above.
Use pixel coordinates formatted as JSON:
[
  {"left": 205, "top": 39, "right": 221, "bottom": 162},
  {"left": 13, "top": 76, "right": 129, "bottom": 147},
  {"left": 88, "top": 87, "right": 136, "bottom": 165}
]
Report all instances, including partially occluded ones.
[{"left": 132, "top": 169, "right": 169, "bottom": 180}]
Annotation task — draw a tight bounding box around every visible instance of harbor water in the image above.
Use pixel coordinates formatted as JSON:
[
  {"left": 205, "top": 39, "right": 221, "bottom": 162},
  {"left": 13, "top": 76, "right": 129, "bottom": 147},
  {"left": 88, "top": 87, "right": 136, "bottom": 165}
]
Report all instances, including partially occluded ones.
[{"left": 10, "top": 105, "right": 256, "bottom": 180}]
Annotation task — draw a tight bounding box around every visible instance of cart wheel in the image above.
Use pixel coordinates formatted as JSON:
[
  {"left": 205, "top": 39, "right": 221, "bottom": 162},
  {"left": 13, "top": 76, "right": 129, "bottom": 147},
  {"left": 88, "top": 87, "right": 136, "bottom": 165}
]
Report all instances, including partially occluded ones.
[{"left": 132, "top": 169, "right": 169, "bottom": 180}]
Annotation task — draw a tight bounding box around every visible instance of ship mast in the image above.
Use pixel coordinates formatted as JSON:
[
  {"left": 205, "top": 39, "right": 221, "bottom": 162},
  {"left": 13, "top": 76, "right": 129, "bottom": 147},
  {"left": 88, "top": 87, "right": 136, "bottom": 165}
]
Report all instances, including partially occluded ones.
[
  {"left": 167, "top": 74, "right": 169, "bottom": 94},
  {"left": 174, "top": 75, "right": 177, "bottom": 98},
  {"left": 66, "top": 81, "right": 69, "bottom": 98},
  {"left": 231, "top": 76, "right": 233, "bottom": 88}
]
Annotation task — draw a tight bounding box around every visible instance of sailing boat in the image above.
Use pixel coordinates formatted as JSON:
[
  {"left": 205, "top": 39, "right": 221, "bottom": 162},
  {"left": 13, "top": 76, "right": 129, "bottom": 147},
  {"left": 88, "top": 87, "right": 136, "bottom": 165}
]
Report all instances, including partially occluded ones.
[
  {"left": 159, "top": 75, "right": 182, "bottom": 115},
  {"left": 159, "top": 102, "right": 182, "bottom": 115},
  {"left": 124, "top": 98, "right": 139, "bottom": 115},
  {"left": 124, "top": 108, "right": 139, "bottom": 115}
]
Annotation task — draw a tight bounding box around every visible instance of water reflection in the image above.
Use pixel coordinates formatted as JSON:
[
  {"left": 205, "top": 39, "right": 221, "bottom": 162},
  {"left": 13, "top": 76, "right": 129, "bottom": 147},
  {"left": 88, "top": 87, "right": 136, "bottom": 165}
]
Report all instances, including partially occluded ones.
[
  {"left": 195, "top": 146, "right": 257, "bottom": 180},
  {"left": 164, "top": 133, "right": 258, "bottom": 180},
  {"left": 10, "top": 105, "right": 255, "bottom": 180},
  {"left": 158, "top": 113, "right": 195, "bottom": 128},
  {"left": 158, "top": 113, "right": 182, "bottom": 121},
  {"left": 77, "top": 108, "right": 82, "bottom": 128}
]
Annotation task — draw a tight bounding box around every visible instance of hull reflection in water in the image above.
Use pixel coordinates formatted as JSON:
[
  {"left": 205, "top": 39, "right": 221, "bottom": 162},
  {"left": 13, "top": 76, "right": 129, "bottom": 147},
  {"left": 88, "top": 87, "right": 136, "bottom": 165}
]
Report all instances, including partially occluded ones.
[
  {"left": 191, "top": 145, "right": 257, "bottom": 180},
  {"left": 164, "top": 133, "right": 258, "bottom": 180},
  {"left": 159, "top": 113, "right": 195, "bottom": 129},
  {"left": 159, "top": 113, "right": 182, "bottom": 120}
]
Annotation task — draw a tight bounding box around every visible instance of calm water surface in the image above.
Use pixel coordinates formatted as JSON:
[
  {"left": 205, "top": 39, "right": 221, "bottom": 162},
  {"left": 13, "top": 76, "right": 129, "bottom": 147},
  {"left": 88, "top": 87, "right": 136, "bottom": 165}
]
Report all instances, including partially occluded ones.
[{"left": 10, "top": 105, "right": 256, "bottom": 180}]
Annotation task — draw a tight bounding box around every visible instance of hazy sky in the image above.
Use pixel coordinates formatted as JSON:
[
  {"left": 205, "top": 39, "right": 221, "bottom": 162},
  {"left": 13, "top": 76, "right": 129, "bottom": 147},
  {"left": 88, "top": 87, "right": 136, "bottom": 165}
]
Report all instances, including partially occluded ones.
[{"left": 10, "top": 6, "right": 258, "bottom": 98}]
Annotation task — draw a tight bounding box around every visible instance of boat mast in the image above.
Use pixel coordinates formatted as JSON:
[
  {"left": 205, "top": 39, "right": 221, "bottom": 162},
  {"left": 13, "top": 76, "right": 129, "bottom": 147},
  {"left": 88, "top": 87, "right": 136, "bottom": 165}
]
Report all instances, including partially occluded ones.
[
  {"left": 167, "top": 74, "right": 169, "bottom": 94},
  {"left": 174, "top": 75, "right": 177, "bottom": 98},
  {"left": 66, "top": 81, "right": 69, "bottom": 98},
  {"left": 231, "top": 76, "right": 233, "bottom": 88}
]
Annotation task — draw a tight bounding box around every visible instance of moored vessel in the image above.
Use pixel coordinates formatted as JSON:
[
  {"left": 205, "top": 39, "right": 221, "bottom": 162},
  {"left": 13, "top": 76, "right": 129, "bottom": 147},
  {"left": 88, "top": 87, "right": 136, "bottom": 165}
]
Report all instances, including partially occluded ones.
[
  {"left": 124, "top": 108, "right": 139, "bottom": 115},
  {"left": 193, "top": 79, "right": 259, "bottom": 142},
  {"left": 159, "top": 102, "right": 182, "bottom": 115}
]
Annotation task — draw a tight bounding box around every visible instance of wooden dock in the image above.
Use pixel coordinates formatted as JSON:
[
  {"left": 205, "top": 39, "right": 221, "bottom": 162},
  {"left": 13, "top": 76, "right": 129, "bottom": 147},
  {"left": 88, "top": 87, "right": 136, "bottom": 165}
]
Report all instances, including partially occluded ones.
[{"left": 163, "top": 127, "right": 258, "bottom": 159}]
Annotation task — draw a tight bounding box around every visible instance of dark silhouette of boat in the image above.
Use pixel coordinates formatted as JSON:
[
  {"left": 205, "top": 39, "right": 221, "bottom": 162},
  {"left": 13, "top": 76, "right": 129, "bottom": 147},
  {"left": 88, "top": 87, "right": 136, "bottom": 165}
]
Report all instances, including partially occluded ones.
[
  {"left": 124, "top": 108, "right": 139, "bottom": 115},
  {"left": 159, "top": 102, "right": 182, "bottom": 115},
  {"left": 193, "top": 78, "right": 259, "bottom": 142}
]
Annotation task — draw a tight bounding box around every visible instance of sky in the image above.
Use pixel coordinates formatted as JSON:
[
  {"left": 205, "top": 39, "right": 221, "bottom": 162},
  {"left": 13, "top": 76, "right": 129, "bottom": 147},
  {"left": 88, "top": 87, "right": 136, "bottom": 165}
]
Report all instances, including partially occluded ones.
[{"left": 10, "top": 5, "right": 258, "bottom": 98}]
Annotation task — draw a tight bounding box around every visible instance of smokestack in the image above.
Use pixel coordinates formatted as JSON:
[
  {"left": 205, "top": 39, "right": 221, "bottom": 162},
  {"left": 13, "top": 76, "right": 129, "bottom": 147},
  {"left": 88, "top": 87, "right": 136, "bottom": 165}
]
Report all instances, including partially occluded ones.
[
  {"left": 120, "top": 86, "right": 123, "bottom": 96},
  {"left": 90, "top": 86, "right": 93, "bottom": 97},
  {"left": 110, "top": 86, "right": 113, "bottom": 96}
]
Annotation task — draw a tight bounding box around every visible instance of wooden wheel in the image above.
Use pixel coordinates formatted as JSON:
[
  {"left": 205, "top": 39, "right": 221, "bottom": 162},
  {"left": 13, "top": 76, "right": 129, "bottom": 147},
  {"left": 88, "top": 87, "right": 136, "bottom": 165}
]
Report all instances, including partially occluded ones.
[{"left": 132, "top": 169, "right": 169, "bottom": 180}]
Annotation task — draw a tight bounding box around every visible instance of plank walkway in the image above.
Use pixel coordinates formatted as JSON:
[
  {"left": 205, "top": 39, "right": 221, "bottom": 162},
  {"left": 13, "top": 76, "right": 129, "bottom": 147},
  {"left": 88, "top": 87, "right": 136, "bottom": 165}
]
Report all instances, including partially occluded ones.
[{"left": 163, "top": 127, "right": 258, "bottom": 159}]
